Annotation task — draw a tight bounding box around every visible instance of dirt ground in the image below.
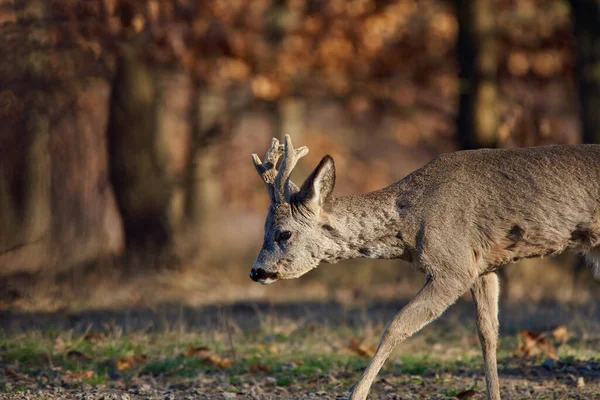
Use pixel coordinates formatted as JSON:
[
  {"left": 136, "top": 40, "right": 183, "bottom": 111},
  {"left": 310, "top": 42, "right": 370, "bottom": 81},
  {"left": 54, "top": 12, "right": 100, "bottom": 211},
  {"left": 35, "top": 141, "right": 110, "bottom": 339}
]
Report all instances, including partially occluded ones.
[
  {"left": 1, "top": 366, "right": 600, "bottom": 400},
  {"left": 1, "top": 352, "right": 599, "bottom": 400},
  {"left": 2, "top": 297, "right": 600, "bottom": 399}
]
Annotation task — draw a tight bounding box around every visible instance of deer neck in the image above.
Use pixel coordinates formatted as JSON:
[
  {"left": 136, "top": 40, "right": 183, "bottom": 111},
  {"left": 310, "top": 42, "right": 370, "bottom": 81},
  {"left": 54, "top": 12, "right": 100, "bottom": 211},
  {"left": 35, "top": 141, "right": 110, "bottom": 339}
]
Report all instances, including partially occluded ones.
[{"left": 324, "top": 188, "right": 408, "bottom": 262}]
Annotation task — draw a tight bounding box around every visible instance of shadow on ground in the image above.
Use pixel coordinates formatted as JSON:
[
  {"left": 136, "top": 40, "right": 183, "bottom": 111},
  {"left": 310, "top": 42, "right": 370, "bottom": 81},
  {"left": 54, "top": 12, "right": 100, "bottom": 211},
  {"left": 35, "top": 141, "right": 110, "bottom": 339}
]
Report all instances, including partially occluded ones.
[{"left": 1, "top": 297, "right": 599, "bottom": 335}]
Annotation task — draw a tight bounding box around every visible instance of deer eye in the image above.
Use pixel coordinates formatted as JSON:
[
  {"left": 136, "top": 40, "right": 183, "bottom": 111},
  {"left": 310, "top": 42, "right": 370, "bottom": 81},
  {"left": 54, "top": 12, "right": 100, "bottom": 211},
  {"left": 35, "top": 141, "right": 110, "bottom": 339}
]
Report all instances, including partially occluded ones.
[{"left": 276, "top": 230, "right": 292, "bottom": 242}]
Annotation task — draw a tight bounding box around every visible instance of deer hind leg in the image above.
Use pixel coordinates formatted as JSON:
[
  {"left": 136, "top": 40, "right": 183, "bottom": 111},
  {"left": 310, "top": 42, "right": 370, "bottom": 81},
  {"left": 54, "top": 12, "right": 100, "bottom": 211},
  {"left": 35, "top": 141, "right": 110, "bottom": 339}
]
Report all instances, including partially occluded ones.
[
  {"left": 349, "top": 275, "right": 474, "bottom": 400},
  {"left": 471, "top": 272, "right": 500, "bottom": 400}
]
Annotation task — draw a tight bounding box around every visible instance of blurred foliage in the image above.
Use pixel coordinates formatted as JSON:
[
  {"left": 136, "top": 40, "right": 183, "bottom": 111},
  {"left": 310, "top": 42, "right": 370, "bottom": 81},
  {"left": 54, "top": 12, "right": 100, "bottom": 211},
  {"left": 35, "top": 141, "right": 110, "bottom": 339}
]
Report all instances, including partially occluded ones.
[
  {"left": 0, "top": 0, "right": 583, "bottom": 232},
  {"left": 0, "top": 0, "right": 575, "bottom": 112},
  {"left": 0, "top": 0, "right": 591, "bottom": 305}
]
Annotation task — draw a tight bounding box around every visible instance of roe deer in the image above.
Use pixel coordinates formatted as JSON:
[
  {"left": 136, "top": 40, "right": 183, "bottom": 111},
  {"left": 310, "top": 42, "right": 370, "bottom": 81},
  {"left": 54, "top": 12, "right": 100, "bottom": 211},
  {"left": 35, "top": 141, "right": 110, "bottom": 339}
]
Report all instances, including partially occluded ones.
[{"left": 250, "top": 135, "right": 600, "bottom": 400}]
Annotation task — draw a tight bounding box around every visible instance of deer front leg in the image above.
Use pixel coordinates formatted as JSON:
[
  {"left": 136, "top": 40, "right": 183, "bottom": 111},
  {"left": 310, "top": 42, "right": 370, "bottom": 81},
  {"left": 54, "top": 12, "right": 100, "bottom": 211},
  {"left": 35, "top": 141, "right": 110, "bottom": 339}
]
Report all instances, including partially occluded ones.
[
  {"left": 471, "top": 272, "right": 500, "bottom": 400},
  {"left": 349, "top": 275, "right": 473, "bottom": 400}
]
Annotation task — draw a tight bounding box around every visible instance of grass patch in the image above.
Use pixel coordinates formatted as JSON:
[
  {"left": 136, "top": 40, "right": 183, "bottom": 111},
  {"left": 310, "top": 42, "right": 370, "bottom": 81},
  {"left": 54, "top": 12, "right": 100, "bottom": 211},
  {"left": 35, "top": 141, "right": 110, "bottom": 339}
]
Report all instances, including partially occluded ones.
[
  {"left": 2, "top": 325, "right": 600, "bottom": 394},
  {"left": 276, "top": 377, "right": 291, "bottom": 386}
]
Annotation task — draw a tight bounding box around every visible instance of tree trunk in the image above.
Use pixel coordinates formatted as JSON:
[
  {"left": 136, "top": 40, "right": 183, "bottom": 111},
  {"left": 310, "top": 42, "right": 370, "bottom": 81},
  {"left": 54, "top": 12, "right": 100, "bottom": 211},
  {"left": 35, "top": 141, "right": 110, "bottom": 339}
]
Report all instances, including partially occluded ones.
[
  {"left": 569, "top": 0, "right": 600, "bottom": 277},
  {"left": 570, "top": 0, "right": 600, "bottom": 144},
  {"left": 107, "top": 46, "right": 219, "bottom": 267},
  {"left": 107, "top": 47, "right": 179, "bottom": 263},
  {"left": 186, "top": 88, "right": 226, "bottom": 226},
  {"left": 455, "top": 0, "right": 499, "bottom": 149},
  {"left": 22, "top": 110, "right": 51, "bottom": 243},
  {"left": 0, "top": 0, "right": 123, "bottom": 276}
]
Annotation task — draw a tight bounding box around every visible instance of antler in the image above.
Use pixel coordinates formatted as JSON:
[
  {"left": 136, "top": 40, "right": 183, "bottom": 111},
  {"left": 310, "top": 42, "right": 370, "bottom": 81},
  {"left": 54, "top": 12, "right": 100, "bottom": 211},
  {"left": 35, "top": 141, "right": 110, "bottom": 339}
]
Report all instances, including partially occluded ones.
[
  {"left": 274, "top": 135, "right": 308, "bottom": 201},
  {"left": 252, "top": 135, "right": 309, "bottom": 203}
]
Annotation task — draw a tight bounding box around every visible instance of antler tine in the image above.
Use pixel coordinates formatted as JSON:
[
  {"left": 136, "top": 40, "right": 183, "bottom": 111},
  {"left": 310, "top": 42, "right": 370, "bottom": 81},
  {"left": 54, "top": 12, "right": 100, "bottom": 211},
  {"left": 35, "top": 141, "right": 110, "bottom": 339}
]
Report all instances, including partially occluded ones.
[
  {"left": 252, "top": 138, "right": 283, "bottom": 184},
  {"left": 252, "top": 135, "right": 308, "bottom": 203},
  {"left": 252, "top": 138, "right": 285, "bottom": 202},
  {"left": 274, "top": 134, "right": 309, "bottom": 201}
]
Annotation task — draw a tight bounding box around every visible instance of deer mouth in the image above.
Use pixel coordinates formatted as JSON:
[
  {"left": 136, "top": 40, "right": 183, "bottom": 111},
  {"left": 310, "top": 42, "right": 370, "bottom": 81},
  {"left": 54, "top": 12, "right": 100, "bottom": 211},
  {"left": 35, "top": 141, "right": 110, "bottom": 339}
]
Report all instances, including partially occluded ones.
[
  {"left": 258, "top": 276, "right": 279, "bottom": 285},
  {"left": 250, "top": 268, "right": 281, "bottom": 284}
]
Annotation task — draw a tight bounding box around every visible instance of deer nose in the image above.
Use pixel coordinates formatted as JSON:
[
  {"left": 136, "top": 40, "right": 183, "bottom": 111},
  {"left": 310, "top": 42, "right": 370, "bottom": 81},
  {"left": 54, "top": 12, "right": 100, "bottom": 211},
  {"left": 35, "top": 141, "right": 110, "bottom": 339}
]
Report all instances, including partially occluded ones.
[
  {"left": 250, "top": 268, "right": 269, "bottom": 282},
  {"left": 249, "top": 269, "right": 260, "bottom": 282}
]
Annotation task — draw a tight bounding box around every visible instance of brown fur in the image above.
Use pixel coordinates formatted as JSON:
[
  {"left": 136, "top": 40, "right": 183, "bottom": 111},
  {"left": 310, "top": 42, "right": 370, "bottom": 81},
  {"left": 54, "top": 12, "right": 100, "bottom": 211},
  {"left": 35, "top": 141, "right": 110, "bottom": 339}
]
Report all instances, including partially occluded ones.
[{"left": 251, "top": 138, "right": 600, "bottom": 400}]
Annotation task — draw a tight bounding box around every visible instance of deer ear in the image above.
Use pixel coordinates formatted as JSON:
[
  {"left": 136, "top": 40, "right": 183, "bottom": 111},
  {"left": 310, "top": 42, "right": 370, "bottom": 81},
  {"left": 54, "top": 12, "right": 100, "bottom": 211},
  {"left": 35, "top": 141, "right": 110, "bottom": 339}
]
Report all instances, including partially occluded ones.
[{"left": 297, "top": 155, "right": 336, "bottom": 208}]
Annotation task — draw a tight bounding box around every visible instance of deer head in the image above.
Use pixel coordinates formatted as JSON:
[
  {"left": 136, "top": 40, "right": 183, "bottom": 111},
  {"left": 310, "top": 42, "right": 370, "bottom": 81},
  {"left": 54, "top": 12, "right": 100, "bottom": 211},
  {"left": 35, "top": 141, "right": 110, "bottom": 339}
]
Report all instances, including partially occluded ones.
[{"left": 250, "top": 135, "right": 336, "bottom": 284}]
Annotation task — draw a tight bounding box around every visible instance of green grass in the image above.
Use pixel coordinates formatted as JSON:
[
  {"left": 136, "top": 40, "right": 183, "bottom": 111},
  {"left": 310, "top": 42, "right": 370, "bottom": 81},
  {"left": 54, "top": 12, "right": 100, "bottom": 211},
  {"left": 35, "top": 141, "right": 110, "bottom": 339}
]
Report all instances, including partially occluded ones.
[{"left": 1, "top": 325, "right": 600, "bottom": 393}]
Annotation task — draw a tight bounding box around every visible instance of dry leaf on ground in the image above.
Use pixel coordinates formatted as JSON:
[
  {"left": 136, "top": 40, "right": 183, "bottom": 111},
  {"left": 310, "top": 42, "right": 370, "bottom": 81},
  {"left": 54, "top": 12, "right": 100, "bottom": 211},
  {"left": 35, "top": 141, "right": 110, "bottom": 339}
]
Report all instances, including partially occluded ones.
[
  {"left": 255, "top": 344, "right": 281, "bottom": 354},
  {"left": 456, "top": 389, "right": 478, "bottom": 399},
  {"left": 53, "top": 337, "right": 66, "bottom": 352},
  {"left": 249, "top": 362, "right": 272, "bottom": 373},
  {"left": 83, "top": 331, "right": 105, "bottom": 344},
  {"left": 517, "top": 330, "right": 551, "bottom": 356},
  {"left": 201, "top": 354, "right": 233, "bottom": 368},
  {"left": 551, "top": 325, "right": 569, "bottom": 344},
  {"left": 4, "top": 368, "right": 21, "bottom": 379},
  {"left": 64, "top": 370, "right": 94, "bottom": 381},
  {"left": 66, "top": 350, "right": 92, "bottom": 362},
  {"left": 184, "top": 346, "right": 233, "bottom": 369},
  {"left": 183, "top": 346, "right": 211, "bottom": 358},
  {"left": 115, "top": 354, "right": 148, "bottom": 371},
  {"left": 348, "top": 338, "right": 375, "bottom": 358},
  {"left": 517, "top": 329, "right": 559, "bottom": 360},
  {"left": 268, "top": 344, "right": 281, "bottom": 354}
]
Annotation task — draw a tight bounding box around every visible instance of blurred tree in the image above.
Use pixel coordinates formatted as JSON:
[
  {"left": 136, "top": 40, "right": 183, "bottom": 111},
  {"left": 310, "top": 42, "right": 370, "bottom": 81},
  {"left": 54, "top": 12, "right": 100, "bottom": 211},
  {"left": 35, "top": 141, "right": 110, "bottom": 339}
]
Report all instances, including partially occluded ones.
[
  {"left": 455, "top": 0, "right": 498, "bottom": 149},
  {"left": 570, "top": 0, "right": 600, "bottom": 144},
  {"left": 107, "top": 45, "right": 228, "bottom": 265},
  {"left": 0, "top": 0, "right": 584, "bottom": 300},
  {"left": 184, "top": 88, "right": 229, "bottom": 244},
  {"left": 568, "top": 0, "right": 600, "bottom": 283},
  {"left": 107, "top": 47, "right": 172, "bottom": 253},
  {"left": 0, "top": 0, "right": 123, "bottom": 276}
]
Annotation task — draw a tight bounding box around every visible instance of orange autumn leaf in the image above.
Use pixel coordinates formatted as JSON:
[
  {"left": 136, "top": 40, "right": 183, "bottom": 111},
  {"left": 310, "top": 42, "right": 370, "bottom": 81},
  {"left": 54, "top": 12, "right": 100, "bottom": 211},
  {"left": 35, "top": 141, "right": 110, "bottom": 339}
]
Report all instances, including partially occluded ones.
[
  {"left": 183, "top": 346, "right": 211, "bottom": 358},
  {"left": 83, "top": 331, "right": 105, "bottom": 344},
  {"left": 116, "top": 354, "right": 148, "bottom": 371},
  {"left": 348, "top": 338, "right": 375, "bottom": 358},
  {"left": 551, "top": 325, "right": 569, "bottom": 344},
  {"left": 64, "top": 370, "right": 94, "bottom": 380},
  {"left": 201, "top": 354, "right": 233, "bottom": 369},
  {"left": 517, "top": 330, "right": 545, "bottom": 355},
  {"left": 256, "top": 343, "right": 281, "bottom": 354},
  {"left": 517, "top": 330, "right": 556, "bottom": 359},
  {"left": 268, "top": 344, "right": 281, "bottom": 354},
  {"left": 249, "top": 362, "right": 272, "bottom": 373},
  {"left": 183, "top": 346, "right": 232, "bottom": 369}
]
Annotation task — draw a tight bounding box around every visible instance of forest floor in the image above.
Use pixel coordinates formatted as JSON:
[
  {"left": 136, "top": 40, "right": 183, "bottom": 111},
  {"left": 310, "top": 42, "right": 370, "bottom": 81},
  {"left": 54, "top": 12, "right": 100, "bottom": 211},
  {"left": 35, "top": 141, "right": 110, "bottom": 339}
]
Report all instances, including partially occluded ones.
[{"left": 1, "top": 297, "right": 600, "bottom": 399}]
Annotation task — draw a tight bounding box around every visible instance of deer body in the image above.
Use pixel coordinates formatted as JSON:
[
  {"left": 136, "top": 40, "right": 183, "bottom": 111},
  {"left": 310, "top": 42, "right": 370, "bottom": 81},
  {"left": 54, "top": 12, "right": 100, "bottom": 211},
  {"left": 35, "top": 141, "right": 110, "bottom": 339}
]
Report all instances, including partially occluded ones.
[{"left": 250, "top": 137, "right": 600, "bottom": 400}]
